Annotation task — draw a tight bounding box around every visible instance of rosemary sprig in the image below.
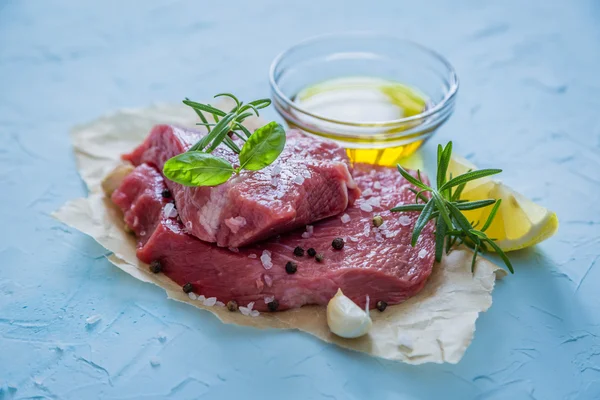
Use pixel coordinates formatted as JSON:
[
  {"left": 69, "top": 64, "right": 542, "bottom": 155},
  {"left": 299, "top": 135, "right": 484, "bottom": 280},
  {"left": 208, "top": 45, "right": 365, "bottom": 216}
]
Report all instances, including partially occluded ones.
[
  {"left": 163, "top": 94, "right": 286, "bottom": 187},
  {"left": 391, "top": 142, "right": 514, "bottom": 273}
]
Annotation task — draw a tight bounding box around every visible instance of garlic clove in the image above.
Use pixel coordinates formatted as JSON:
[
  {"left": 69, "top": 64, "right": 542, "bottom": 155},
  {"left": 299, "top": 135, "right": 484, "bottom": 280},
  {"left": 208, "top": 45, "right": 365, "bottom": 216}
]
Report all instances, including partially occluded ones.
[{"left": 327, "top": 288, "right": 372, "bottom": 339}]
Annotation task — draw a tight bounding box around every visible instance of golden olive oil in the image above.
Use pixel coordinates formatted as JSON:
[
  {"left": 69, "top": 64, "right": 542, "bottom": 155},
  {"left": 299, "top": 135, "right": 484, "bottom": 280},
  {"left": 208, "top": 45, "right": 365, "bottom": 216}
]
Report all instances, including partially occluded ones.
[{"left": 292, "top": 77, "right": 429, "bottom": 166}]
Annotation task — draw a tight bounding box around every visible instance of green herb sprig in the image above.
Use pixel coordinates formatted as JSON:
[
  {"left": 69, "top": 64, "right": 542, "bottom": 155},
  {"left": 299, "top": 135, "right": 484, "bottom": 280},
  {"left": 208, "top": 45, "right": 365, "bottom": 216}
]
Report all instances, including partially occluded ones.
[
  {"left": 163, "top": 94, "right": 286, "bottom": 187},
  {"left": 391, "top": 142, "right": 514, "bottom": 273}
]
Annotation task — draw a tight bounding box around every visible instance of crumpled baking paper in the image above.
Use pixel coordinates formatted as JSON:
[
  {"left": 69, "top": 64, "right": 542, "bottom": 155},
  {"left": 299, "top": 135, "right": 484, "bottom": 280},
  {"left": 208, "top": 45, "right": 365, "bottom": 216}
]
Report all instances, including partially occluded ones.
[{"left": 53, "top": 103, "right": 504, "bottom": 365}]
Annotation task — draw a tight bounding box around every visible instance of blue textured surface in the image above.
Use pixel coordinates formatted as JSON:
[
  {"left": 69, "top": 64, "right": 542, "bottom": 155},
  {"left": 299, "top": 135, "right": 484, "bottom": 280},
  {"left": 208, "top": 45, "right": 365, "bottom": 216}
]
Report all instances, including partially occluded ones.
[{"left": 1, "top": 1, "right": 599, "bottom": 399}]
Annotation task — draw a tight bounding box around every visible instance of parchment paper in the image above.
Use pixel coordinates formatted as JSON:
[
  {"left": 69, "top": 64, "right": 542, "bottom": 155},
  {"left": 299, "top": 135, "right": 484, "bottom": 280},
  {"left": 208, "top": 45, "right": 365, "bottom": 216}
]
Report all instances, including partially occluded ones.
[{"left": 53, "top": 103, "right": 505, "bottom": 365}]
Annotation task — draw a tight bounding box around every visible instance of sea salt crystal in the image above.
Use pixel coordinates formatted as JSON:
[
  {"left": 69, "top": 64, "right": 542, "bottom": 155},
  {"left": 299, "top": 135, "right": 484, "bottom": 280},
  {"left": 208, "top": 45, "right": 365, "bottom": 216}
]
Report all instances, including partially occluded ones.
[
  {"left": 271, "top": 176, "right": 279, "bottom": 187},
  {"left": 197, "top": 295, "right": 206, "bottom": 302},
  {"left": 85, "top": 315, "right": 102, "bottom": 325},
  {"left": 248, "top": 254, "right": 257, "bottom": 259},
  {"left": 375, "top": 233, "right": 384, "bottom": 243},
  {"left": 139, "top": 230, "right": 146, "bottom": 237},
  {"left": 272, "top": 164, "right": 282, "bottom": 175},
  {"left": 228, "top": 247, "right": 239, "bottom": 253},
  {"left": 363, "top": 224, "right": 371, "bottom": 237},
  {"left": 399, "top": 215, "right": 411, "bottom": 226},
  {"left": 360, "top": 203, "right": 373, "bottom": 212},
  {"left": 374, "top": 182, "right": 381, "bottom": 190},
  {"left": 301, "top": 225, "right": 314, "bottom": 239},
  {"left": 276, "top": 191, "right": 285, "bottom": 199},
  {"left": 349, "top": 236, "right": 359, "bottom": 242},
  {"left": 340, "top": 213, "right": 351, "bottom": 224},
  {"left": 150, "top": 356, "right": 161, "bottom": 367},
  {"left": 263, "top": 274, "right": 273, "bottom": 287},
  {"left": 247, "top": 302, "right": 255, "bottom": 310},
  {"left": 163, "top": 203, "right": 177, "bottom": 218},
  {"left": 239, "top": 306, "right": 251, "bottom": 316},
  {"left": 418, "top": 249, "right": 428, "bottom": 259},
  {"left": 250, "top": 310, "right": 260, "bottom": 317},
  {"left": 203, "top": 297, "right": 217, "bottom": 307},
  {"left": 370, "top": 169, "right": 377, "bottom": 176},
  {"left": 261, "top": 250, "right": 273, "bottom": 269},
  {"left": 302, "top": 169, "right": 311, "bottom": 179},
  {"left": 293, "top": 175, "right": 305, "bottom": 185},
  {"left": 185, "top": 221, "right": 193, "bottom": 230},
  {"left": 215, "top": 301, "right": 225, "bottom": 307},
  {"left": 362, "top": 188, "right": 373, "bottom": 197},
  {"left": 188, "top": 292, "right": 198, "bottom": 300},
  {"left": 368, "top": 197, "right": 381, "bottom": 207},
  {"left": 264, "top": 295, "right": 275, "bottom": 304}
]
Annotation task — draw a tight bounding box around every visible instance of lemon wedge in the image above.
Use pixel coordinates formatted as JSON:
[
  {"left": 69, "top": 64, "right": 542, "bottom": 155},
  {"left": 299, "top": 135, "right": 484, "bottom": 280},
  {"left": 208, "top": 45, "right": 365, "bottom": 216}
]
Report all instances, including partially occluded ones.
[
  {"left": 447, "top": 156, "right": 558, "bottom": 252},
  {"left": 327, "top": 289, "right": 372, "bottom": 339}
]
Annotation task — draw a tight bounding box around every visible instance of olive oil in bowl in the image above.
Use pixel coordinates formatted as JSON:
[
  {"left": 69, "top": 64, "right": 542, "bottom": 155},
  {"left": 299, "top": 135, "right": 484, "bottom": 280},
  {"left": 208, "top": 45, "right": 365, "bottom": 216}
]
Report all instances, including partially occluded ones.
[{"left": 290, "top": 77, "right": 430, "bottom": 166}]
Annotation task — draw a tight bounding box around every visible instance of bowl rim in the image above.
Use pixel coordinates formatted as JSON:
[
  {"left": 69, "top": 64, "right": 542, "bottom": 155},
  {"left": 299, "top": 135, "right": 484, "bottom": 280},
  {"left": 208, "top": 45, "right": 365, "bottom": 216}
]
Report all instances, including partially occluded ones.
[{"left": 269, "top": 31, "right": 459, "bottom": 128}]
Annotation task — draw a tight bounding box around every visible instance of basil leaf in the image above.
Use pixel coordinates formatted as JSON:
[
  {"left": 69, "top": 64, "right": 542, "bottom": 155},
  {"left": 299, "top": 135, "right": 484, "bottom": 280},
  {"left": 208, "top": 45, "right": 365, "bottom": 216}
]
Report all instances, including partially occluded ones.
[
  {"left": 163, "top": 151, "right": 234, "bottom": 187},
  {"left": 238, "top": 121, "right": 286, "bottom": 171}
]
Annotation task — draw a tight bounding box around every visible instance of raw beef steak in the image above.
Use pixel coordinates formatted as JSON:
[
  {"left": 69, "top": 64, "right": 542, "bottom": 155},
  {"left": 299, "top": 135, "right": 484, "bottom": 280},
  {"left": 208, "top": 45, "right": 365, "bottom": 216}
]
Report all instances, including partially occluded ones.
[
  {"left": 123, "top": 125, "right": 360, "bottom": 248},
  {"left": 111, "top": 163, "right": 436, "bottom": 312}
]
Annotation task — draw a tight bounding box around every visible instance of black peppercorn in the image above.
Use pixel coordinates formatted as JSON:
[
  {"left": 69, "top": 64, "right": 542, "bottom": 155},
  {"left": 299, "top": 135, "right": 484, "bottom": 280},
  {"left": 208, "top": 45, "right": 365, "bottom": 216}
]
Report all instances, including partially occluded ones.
[
  {"left": 293, "top": 246, "right": 305, "bottom": 257},
  {"left": 161, "top": 189, "right": 171, "bottom": 198},
  {"left": 376, "top": 300, "right": 388, "bottom": 312},
  {"left": 267, "top": 300, "right": 280, "bottom": 311},
  {"left": 285, "top": 261, "right": 298, "bottom": 274},
  {"left": 149, "top": 260, "right": 162, "bottom": 274},
  {"left": 227, "top": 300, "right": 238, "bottom": 312},
  {"left": 332, "top": 237, "right": 344, "bottom": 250},
  {"left": 182, "top": 282, "right": 193, "bottom": 293},
  {"left": 307, "top": 248, "right": 317, "bottom": 257},
  {"left": 315, "top": 253, "right": 324, "bottom": 263}
]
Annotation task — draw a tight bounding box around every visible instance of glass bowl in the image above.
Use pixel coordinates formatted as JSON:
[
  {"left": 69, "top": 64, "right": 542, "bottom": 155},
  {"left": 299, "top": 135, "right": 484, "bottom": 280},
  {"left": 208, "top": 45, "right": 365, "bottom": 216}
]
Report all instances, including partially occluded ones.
[{"left": 269, "top": 32, "right": 458, "bottom": 166}]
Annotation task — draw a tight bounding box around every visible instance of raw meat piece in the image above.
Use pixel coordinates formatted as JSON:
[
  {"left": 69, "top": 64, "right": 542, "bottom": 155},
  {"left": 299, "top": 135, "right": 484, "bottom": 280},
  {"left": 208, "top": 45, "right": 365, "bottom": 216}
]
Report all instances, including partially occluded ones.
[
  {"left": 112, "top": 163, "right": 435, "bottom": 312},
  {"left": 123, "top": 125, "right": 360, "bottom": 247}
]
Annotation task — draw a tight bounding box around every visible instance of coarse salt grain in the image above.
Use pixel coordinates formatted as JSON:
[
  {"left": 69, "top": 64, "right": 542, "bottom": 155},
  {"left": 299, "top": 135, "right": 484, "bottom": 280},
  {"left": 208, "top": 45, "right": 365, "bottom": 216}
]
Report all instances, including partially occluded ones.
[
  {"left": 399, "top": 215, "right": 411, "bottom": 226},
  {"left": 247, "top": 302, "right": 255, "bottom": 310},
  {"left": 276, "top": 192, "right": 285, "bottom": 199},
  {"left": 197, "top": 295, "right": 206, "bottom": 302},
  {"left": 374, "top": 182, "right": 381, "bottom": 190},
  {"left": 250, "top": 310, "right": 260, "bottom": 317},
  {"left": 363, "top": 224, "right": 371, "bottom": 236},
  {"left": 302, "top": 169, "right": 311, "bottom": 179},
  {"left": 418, "top": 249, "right": 428, "bottom": 259},
  {"left": 264, "top": 295, "right": 275, "bottom": 304},
  {"left": 188, "top": 292, "right": 198, "bottom": 300},
  {"left": 248, "top": 254, "right": 257, "bottom": 259},
  {"left": 375, "top": 233, "right": 384, "bottom": 242},
  {"left": 293, "top": 175, "right": 304, "bottom": 185},
  {"left": 349, "top": 236, "right": 359, "bottom": 242},
  {"left": 261, "top": 250, "right": 273, "bottom": 269},
  {"left": 228, "top": 247, "right": 239, "bottom": 253},
  {"left": 271, "top": 176, "right": 279, "bottom": 187},
  {"left": 360, "top": 203, "right": 373, "bottom": 212},
  {"left": 163, "top": 203, "right": 177, "bottom": 218},
  {"left": 272, "top": 164, "right": 282, "bottom": 175},
  {"left": 368, "top": 197, "right": 381, "bottom": 207},
  {"left": 203, "top": 297, "right": 217, "bottom": 307},
  {"left": 85, "top": 315, "right": 102, "bottom": 325},
  {"left": 140, "top": 230, "right": 146, "bottom": 237},
  {"left": 302, "top": 225, "right": 314, "bottom": 238},
  {"left": 362, "top": 188, "right": 373, "bottom": 197},
  {"left": 239, "top": 306, "right": 251, "bottom": 316},
  {"left": 150, "top": 356, "right": 161, "bottom": 367},
  {"left": 215, "top": 301, "right": 225, "bottom": 307},
  {"left": 340, "top": 213, "right": 351, "bottom": 223},
  {"left": 264, "top": 274, "right": 273, "bottom": 287},
  {"left": 185, "top": 221, "right": 193, "bottom": 230}
]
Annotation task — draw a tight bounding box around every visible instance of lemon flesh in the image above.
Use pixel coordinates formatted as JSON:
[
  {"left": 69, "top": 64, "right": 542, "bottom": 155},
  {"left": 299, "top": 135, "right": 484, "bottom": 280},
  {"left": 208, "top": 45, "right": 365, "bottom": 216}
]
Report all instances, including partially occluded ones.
[{"left": 447, "top": 156, "right": 559, "bottom": 252}]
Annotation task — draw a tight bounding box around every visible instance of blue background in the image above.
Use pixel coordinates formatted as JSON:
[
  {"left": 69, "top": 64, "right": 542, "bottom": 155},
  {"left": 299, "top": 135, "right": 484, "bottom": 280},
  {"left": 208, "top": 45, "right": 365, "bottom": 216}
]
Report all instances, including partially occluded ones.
[{"left": 1, "top": 1, "right": 599, "bottom": 399}]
